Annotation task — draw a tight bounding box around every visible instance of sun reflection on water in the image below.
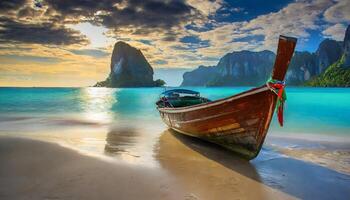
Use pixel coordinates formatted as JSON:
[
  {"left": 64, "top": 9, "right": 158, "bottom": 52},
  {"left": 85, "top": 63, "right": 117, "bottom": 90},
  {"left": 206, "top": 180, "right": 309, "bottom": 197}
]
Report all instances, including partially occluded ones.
[
  {"left": 81, "top": 87, "right": 116, "bottom": 123},
  {"left": 78, "top": 87, "right": 162, "bottom": 168},
  {"left": 0, "top": 87, "right": 166, "bottom": 168}
]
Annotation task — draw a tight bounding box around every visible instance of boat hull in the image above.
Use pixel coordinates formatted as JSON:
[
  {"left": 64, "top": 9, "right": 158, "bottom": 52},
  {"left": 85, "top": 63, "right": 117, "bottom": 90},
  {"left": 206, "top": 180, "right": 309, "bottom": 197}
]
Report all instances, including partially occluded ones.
[{"left": 157, "top": 86, "right": 277, "bottom": 159}]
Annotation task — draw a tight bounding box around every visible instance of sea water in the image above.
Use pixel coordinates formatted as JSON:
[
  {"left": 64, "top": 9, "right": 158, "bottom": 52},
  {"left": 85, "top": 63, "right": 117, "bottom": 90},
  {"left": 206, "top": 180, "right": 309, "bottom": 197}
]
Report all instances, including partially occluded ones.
[
  {"left": 0, "top": 87, "right": 349, "bottom": 136},
  {"left": 0, "top": 87, "right": 349, "bottom": 166}
]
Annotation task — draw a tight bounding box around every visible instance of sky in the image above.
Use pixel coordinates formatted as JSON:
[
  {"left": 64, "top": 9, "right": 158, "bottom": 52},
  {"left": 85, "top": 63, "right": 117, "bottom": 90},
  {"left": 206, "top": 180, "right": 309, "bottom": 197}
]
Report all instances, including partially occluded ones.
[{"left": 0, "top": 0, "right": 349, "bottom": 87}]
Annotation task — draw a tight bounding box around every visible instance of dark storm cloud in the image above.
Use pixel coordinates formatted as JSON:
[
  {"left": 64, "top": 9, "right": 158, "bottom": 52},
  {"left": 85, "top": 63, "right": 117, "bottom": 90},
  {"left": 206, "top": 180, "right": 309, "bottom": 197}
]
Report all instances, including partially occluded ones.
[
  {"left": 97, "top": 0, "right": 196, "bottom": 30},
  {"left": 17, "top": 6, "right": 37, "bottom": 18},
  {"left": 0, "top": 17, "right": 88, "bottom": 45},
  {"left": 0, "top": 0, "right": 26, "bottom": 12},
  {"left": 142, "top": 0, "right": 191, "bottom": 15},
  {"left": 44, "top": 0, "right": 198, "bottom": 35},
  {"left": 0, "top": 0, "right": 201, "bottom": 46},
  {"left": 43, "top": 0, "right": 195, "bottom": 27},
  {"left": 44, "top": 0, "right": 119, "bottom": 17}
]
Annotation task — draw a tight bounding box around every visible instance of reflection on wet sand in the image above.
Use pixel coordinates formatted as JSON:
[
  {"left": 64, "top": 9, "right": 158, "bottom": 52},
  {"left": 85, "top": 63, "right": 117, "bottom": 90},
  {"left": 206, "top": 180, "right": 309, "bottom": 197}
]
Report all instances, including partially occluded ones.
[
  {"left": 104, "top": 126, "right": 160, "bottom": 167},
  {"left": 156, "top": 130, "right": 293, "bottom": 200},
  {"left": 157, "top": 130, "right": 350, "bottom": 200},
  {"left": 105, "top": 127, "right": 139, "bottom": 155}
]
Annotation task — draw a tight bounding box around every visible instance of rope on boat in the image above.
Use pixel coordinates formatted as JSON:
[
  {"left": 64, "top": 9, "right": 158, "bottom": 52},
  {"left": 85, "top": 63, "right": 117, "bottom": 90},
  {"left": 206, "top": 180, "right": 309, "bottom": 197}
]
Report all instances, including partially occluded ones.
[{"left": 266, "top": 78, "right": 286, "bottom": 127}]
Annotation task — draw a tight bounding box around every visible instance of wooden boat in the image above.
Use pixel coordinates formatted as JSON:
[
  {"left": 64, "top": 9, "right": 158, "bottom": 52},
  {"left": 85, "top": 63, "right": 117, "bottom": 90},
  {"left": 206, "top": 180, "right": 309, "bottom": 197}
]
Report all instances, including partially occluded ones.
[{"left": 156, "top": 35, "right": 297, "bottom": 160}]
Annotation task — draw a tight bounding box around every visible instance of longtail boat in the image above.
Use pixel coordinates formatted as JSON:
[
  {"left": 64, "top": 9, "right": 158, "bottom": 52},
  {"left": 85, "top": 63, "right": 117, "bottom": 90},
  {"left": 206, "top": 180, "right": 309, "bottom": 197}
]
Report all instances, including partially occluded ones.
[{"left": 156, "top": 35, "right": 297, "bottom": 160}]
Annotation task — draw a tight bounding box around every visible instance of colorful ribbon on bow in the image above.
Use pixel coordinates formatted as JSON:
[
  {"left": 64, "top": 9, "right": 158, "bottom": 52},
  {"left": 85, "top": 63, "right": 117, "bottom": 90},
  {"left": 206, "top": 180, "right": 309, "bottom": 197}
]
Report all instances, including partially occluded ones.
[{"left": 267, "top": 78, "right": 287, "bottom": 127}]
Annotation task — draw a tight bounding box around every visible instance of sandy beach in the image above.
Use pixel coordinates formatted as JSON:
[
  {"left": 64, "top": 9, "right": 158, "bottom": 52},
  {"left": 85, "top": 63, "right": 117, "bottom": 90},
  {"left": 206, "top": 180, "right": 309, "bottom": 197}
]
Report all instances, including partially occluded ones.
[
  {"left": 1, "top": 131, "right": 350, "bottom": 200},
  {"left": 0, "top": 136, "right": 183, "bottom": 200}
]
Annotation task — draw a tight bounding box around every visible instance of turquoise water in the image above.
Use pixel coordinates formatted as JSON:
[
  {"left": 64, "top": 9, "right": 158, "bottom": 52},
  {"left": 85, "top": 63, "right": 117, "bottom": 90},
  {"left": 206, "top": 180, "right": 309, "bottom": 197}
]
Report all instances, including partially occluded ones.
[{"left": 0, "top": 87, "right": 349, "bottom": 137}]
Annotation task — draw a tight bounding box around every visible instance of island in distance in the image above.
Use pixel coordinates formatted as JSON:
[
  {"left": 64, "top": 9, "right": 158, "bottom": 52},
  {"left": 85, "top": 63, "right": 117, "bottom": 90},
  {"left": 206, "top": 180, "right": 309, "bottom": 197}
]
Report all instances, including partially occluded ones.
[
  {"left": 95, "top": 41, "right": 165, "bottom": 87},
  {"left": 182, "top": 25, "right": 350, "bottom": 87}
]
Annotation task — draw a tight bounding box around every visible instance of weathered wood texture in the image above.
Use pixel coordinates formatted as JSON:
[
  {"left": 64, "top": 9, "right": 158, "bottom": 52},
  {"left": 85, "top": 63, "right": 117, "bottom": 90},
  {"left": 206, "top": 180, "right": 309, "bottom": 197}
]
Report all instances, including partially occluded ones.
[
  {"left": 157, "top": 35, "right": 297, "bottom": 159},
  {"left": 158, "top": 87, "right": 275, "bottom": 159}
]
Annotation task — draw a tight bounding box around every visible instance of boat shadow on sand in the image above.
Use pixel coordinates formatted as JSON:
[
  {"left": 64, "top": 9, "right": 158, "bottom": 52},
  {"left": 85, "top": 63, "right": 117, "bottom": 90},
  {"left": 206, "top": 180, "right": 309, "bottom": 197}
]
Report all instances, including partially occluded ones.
[{"left": 159, "top": 129, "right": 350, "bottom": 200}]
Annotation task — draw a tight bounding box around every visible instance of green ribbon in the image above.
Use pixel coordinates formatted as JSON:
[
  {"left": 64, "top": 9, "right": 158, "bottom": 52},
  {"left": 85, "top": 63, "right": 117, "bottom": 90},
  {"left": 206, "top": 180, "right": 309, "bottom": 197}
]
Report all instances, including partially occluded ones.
[
  {"left": 267, "top": 77, "right": 287, "bottom": 104},
  {"left": 267, "top": 78, "right": 287, "bottom": 126}
]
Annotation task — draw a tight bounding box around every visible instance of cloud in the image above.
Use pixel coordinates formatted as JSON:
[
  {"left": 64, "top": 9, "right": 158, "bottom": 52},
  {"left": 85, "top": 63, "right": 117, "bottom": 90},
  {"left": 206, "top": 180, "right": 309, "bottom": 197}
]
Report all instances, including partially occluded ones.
[
  {"left": 0, "top": 17, "right": 89, "bottom": 45},
  {"left": 324, "top": 0, "right": 350, "bottom": 23},
  {"left": 239, "top": 0, "right": 335, "bottom": 49},
  {"left": 186, "top": 0, "right": 223, "bottom": 17},
  {"left": 43, "top": 0, "right": 117, "bottom": 17},
  {"left": 43, "top": 0, "right": 201, "bottom": 40},
  {"left": 70, "top": 49, "right": 109, "bottom": 58},
  {"left": 0, "top": 0, "right": 205, "bottom": 47},
  {"left": 194, "top": 0, "right": 339, "bottom": 57},
  {"left": 0, "top": 44, "right": 111, "bottom": 86},
  {"left": 0, "top": 0, "right": 217, "bottom": 71},
  {"left": 322, "top": 23, "right": 347, "bottom": 41},
  {"left": 0, "top": 0, "right": 26, "bottom": 12},
  {"left": 0, "top": 54, "right": 62, "bottom": 63}
]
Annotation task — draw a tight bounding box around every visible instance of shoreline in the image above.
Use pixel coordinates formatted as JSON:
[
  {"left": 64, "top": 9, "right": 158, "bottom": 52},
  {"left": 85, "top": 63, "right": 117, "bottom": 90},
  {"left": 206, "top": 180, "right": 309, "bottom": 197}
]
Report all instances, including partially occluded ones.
[
  {"left": 1, "top": 125, "right": 350, "bottom": 173},
  {"left": 269, "top": 132, "right": 350, "bottom": 144},
  {"left": 0, "top": 136, "right": 183, "bottom": 200},
  {"left": 266, "top": 134, "right": 350, "bottom": 175},
  {"left": 0, "top": 136, "right": 293, "bottom": 200},
  {"left": 157, "top": 131, "right": 350, "bottom": 200},
  {"left": 1, "top": 134, "right": 350, "bottom": 200}
]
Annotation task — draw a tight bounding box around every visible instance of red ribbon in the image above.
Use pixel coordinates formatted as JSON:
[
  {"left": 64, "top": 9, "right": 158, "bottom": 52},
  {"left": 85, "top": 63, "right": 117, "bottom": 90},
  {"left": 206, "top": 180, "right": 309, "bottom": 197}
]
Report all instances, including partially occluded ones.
[{"left": 268, "top": 82, "right": 286, "bottom": 127}]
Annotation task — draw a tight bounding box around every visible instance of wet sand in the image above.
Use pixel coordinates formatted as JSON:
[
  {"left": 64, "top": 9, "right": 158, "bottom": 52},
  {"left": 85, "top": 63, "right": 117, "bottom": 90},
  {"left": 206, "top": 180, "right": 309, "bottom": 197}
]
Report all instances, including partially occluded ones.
[
  {"left": 0, "top": 135, "right": 292, "bottom": 200},
  {"left": 267, "top": 135, "right": 350, "bottom": 175},
  {"left": 158, "top": 131, "right": 350, "bottom": 200},
  {"left": 0, "top": 136, "right": 183, "bottom": 200},
  {"left": 157, "top": 131, "right": 294, "bottom": 200},
  {"left": 1, "top": 131, "right": 350, "bottom": 200}
]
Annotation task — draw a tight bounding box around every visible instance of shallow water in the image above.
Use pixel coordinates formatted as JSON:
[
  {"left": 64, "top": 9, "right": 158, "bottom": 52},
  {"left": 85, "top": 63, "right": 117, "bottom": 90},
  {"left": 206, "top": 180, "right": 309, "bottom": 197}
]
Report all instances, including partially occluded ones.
[
  {"left": 1, "top": 87, "right": 349, "bottom": 134},
  {"left": 0, "top": 87, "right": 349, "bottom": 167}
]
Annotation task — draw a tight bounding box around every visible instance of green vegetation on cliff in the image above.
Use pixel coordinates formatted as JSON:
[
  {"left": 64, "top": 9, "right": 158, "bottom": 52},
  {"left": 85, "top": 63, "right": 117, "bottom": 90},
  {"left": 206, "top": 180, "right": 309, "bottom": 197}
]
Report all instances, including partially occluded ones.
[{"left": 306, "top": 56, "right": 350, "bottom": 87}]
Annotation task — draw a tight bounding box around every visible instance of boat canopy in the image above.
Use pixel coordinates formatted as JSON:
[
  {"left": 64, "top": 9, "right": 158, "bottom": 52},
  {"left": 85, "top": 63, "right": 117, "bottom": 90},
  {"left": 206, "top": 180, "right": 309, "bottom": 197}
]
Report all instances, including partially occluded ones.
[{"left": 161, "top": 89, "right": 199, "bottom": 97}]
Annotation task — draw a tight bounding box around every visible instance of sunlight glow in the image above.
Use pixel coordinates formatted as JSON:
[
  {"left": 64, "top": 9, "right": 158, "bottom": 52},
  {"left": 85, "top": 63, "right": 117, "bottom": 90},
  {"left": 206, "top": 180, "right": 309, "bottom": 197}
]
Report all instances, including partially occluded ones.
[
  {"left": 81, "top": 87, "right": 116, "bottom": 123},
  {"left": 71, "top": 23, "right": 113, "bottom": 48}
]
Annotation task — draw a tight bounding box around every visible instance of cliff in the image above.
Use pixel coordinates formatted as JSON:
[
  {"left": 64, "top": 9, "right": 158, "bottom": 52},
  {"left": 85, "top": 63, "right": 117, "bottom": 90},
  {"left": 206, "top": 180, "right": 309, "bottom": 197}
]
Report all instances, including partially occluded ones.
[
  {"left": 343, "top": 25, "right": 350, "bottom": 68},
  {"left": 316, "top": 39, "right": 343, "bottom": 73},
  {"left": 181, "top": 50, "right": 275, "bottom": 86},
  {"left": 306, "top": 25, "right": 350, "bottom": 87},
  {"left": 286, "top": 51, "right": 318, "bottom": 85},
  {"left": 305, "top": 56, "right": 350, "bottom": 87},
  {"left": 181, "top": 29, "right": 347, "bottom": 86},
  {"left": 181, "top": 65, "right": 218, "bottom": 86},
  {"left": 95, "top": 41, "right": 165, "bottom": 87}
]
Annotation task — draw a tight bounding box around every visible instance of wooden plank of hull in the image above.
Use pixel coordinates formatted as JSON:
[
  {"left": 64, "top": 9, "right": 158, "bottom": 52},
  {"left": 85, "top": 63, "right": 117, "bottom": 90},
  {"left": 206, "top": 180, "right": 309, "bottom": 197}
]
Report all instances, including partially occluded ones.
[{"left": 157, "top": 86, "right": 277, "bottom": 159}]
